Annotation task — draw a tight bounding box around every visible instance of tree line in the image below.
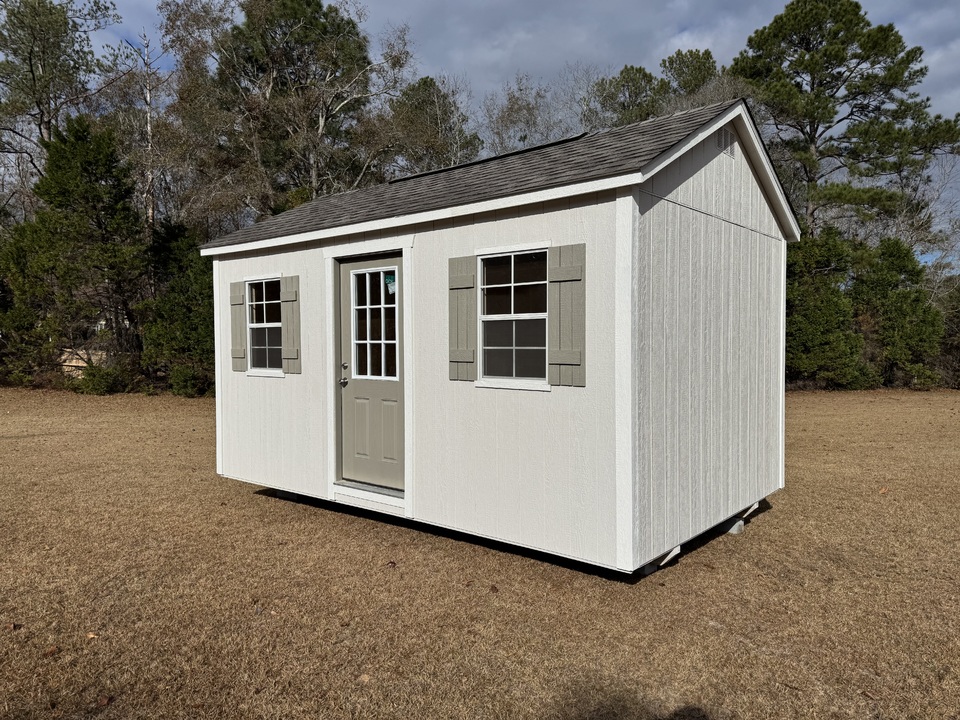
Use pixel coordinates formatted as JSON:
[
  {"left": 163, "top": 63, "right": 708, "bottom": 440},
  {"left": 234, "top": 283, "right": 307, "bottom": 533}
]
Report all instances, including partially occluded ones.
[{"left": 0, "top": 0, "right": 958, "bottom": 394}]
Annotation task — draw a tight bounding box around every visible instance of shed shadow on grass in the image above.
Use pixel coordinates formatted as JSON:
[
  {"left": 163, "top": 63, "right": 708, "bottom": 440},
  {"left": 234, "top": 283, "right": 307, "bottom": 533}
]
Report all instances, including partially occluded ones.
[
  {"left": 546, "top": 685, "right": 722, "bottom": 720},
  {"left": 256, "top": 488, "right": 771, "bottom": 585},
  {"left": 551, "top": 705, "right": 718, "bottom": 720}
]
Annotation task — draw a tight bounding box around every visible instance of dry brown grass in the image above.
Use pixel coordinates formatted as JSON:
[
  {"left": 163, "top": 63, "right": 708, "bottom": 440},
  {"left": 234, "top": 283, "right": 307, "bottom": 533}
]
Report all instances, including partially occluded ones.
[{"left": 1, "top": 388, "right": 959, "bottom": 719}]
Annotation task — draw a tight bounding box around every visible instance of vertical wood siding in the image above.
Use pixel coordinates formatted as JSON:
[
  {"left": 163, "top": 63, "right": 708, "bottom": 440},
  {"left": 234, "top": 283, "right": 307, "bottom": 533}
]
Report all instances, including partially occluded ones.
[
  {"left": 216, "top": 247, "right": 328, "bottom": 498},
  {"left": 633, "top": 125, "right": 786, "bottom": 564},
  {"left": 412, "top": 194, "right": 620, "bottom": 567}
]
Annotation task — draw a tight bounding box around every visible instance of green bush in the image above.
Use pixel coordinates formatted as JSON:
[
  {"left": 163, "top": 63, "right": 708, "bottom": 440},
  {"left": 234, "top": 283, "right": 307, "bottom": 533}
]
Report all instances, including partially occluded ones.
[
  {"left": 169, "top": 364, "right": 213, "bottom": 398},
  {"left": 75, "top": 364, "right": 128, "bottom": 395}
]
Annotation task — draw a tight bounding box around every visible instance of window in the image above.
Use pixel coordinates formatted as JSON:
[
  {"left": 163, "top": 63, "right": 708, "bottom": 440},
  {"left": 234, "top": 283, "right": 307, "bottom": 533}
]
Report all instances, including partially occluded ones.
[
  {"left": 229, "top": 276, "right": 301, "bottom": 374},
  {"left": 479, "top": 250, "right": 548, "bottom": 380},
  {"left": 247, "top": 279, "right": 283, "bottom": 370},
  {"left": 448, "top": 244, "right": 584, "bottom": 387},
  {"left": 352, "top": 268, "right": 398, "bottom": 379}
]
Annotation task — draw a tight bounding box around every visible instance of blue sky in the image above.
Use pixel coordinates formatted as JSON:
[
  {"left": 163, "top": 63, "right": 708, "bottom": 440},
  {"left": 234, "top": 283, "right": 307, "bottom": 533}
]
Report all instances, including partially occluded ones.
[{"left": 105, "top": 0, "right": 960, "bottom": 117}]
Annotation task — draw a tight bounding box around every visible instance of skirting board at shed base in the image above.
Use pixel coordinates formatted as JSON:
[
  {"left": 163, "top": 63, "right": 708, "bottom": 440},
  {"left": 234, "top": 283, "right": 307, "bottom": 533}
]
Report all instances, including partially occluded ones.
[{"left": 265, "top": 480, "right": 772, "bottom": 575}]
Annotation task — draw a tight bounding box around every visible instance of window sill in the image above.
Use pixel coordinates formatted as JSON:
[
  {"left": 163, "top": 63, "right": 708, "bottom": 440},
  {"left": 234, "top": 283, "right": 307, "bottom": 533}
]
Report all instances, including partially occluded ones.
[
  {"left": 246, "top": 369, "right": 285, "bottom": 378},
  {"left": 475, "top": 378, "right": 551, "bottom": 392}
]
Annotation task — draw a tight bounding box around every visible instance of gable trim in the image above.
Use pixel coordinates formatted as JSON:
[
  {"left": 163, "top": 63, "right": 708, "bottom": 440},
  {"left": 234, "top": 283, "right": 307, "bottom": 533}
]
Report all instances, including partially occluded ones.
[{"left": 637, "top": 101, "right": 801, "bottom": 243}]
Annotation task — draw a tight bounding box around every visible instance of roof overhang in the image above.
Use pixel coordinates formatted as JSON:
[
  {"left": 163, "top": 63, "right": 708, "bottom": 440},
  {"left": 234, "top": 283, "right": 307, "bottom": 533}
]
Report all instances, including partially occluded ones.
[
  {"left": 201, "top": 171, "right": 646, "bottom": 257},
  {"left": 201, "top": 100, "right": 800, "bottom": 258}
]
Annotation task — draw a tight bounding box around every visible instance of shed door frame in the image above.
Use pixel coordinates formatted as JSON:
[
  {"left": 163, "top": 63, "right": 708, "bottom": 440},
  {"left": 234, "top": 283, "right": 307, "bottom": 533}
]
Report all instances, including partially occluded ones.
[{"left": 335, "top": 252, "right": 405, "bottom": 494}]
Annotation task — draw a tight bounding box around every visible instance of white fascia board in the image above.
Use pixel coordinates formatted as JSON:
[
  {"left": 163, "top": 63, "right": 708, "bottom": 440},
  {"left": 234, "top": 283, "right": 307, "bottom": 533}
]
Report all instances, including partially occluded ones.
[
  {"left": 638, "top": 101, "right": 802, "bottom": 243},
  {"left": 200, "top": 172, "right": 644, "bottom": 257}
]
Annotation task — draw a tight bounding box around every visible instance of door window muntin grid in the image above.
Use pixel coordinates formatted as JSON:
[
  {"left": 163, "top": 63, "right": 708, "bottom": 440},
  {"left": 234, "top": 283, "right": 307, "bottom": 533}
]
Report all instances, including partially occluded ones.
[{"left": 351, "top": 267, "right": 399, "bottom": 380}]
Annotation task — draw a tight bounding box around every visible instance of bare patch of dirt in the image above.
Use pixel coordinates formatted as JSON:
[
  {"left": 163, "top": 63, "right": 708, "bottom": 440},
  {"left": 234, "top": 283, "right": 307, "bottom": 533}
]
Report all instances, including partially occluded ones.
[{"left": 1, "top": 388, "right": 958, "bottom": 718}]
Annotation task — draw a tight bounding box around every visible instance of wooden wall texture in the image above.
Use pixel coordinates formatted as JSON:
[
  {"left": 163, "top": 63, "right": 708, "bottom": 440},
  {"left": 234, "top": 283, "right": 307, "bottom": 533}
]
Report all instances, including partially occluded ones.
[
  {"left": 632, "top": 125, "right": 786, "bottom": 565},
  {"left": 410, "top": 194, "right": 620, "bottom": 568}
]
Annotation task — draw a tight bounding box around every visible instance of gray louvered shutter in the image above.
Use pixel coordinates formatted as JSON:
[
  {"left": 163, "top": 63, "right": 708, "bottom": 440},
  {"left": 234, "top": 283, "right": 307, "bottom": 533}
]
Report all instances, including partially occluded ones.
[
  {"left": 230, "top": 281, "right": 247, "bottom": 372},
  {"left": 449, "top": 256, "right": 477, "bottom": 381},
  {"left": 548, "top": 244, "right": 586, "bottom": 387},
  {"left": 280, "top": 275, "right": 302, "bottom": 374}
]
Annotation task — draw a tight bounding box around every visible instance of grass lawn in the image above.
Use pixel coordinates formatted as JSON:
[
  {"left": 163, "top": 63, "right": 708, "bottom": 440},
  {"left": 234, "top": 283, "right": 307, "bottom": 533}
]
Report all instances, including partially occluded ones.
[{"left": 1, "top": 388, "right": 958, "bottom": 719}]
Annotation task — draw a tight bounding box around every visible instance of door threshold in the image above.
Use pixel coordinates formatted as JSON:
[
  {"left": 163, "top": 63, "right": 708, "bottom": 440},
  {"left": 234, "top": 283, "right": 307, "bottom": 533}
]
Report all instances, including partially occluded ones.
[{"left": 335, "top": 478, "right": 404, "bottom": 499}]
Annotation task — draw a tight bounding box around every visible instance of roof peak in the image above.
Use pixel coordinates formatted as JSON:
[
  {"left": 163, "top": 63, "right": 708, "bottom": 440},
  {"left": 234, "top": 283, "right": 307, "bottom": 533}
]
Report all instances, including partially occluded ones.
[{"left": 390, "top": 98, "right": 744, "bottom": 185}]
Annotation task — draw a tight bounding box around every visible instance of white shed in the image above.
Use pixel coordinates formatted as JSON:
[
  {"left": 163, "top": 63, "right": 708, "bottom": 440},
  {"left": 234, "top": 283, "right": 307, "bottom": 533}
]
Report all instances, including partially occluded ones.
[{"left": 201, "top": 99, "right": 801, "bottom": 573}]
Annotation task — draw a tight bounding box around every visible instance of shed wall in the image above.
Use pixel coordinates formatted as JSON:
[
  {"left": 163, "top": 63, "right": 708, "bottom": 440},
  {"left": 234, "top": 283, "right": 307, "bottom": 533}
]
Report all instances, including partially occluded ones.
[
  {"left": 213, "top": 193, "right": 622, "bottom": 568},
  {"left": 410, "top": 193, "right": 620, "bottom": 567},
  {"left": 214, "top": 247, "right": 329, "bottom": 497},
  {"left": 633, "top": 125, "right": 786, "bottom": 564}
]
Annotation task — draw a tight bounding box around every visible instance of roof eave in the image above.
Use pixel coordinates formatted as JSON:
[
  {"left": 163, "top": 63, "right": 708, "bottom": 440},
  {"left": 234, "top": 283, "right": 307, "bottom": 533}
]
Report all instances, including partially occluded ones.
[{"left": 200, "top": 170, "right": 647, "bottom": 257}]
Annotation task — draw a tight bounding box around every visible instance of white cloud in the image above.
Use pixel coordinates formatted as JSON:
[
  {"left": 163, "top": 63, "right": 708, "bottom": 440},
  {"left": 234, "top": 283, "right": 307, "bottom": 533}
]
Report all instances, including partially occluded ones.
[{"left": 104, "top": 0, "right": 959, "bottom": 115}]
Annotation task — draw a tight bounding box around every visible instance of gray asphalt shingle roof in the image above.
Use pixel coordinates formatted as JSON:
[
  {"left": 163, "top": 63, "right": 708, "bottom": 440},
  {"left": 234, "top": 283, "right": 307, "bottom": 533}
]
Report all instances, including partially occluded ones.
[{"left": 202, "top": 99, "right": 741, "bottom": 250}]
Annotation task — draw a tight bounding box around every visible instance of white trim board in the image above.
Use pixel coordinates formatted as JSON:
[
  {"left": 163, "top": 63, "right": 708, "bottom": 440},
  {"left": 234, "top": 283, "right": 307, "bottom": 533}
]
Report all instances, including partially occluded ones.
[
  {"left": 212, "top": 258, "right": 224, "bottom": 475},
  {"left": 614, "top": 187, "right": 638, "bottom": 571}
]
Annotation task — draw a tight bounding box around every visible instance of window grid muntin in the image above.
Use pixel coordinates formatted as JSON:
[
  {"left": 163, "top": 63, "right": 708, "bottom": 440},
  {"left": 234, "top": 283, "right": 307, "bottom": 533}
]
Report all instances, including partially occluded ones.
[
  {"left": 352, "top": 267, "right": 398, "bottom": 380},
  {"left": 248, "top": 279, "right": 283, "bottom": 370},
  {"left": 479, "top": 251, "right": 548, "bottom": 380}
]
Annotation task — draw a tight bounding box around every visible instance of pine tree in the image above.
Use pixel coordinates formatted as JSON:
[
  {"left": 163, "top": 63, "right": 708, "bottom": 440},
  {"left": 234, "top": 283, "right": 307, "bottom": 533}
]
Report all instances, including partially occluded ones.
[
  {"left": 0, "top": 115, "right": 147, "bottom": 383},
  {"left": 388, "top": 76, "right": 481, "bottom": 176},
  {"left": 159, "top": 0, "right": 413, "bottom": 219},
  {"left": 731, "top": 0, "right": 960, "bottom": 234},
  {"left": 850, "top": 237, "right": 943, "bottom": 386},
  {"left": 141, "top": 222, "right": 214, "bottom": 396},
  {"left": 584, "top": 65, "right": 670, "bottom": 128},
  {"left": 0, "top": 0, "right": 117, "bottom": 148},
  {"left": 659, "top": 49, "right": 718, "bottom": 97},
  {"left": 785, "top": 228, "right": 867, "bottom": 387}
]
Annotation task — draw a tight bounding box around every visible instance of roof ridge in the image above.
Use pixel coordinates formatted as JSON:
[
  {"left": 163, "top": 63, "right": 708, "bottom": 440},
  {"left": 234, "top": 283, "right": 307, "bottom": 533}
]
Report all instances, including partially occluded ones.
[
  {"left": 389, "top": 131, "right": 589, "bottom": 184},
  {"left": 585, "top": 97, "right": 743, "bottom": 137},
  {"left": 391, "top": 98, "right": 743, "bottom": 184}
]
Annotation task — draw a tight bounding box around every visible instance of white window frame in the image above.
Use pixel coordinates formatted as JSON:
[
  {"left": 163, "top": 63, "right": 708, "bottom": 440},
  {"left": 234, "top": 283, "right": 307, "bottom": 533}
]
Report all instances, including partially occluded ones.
[
  {"left": 350, "top": 265, "right": 400, "bottom": 382},
  {"left": 246, "top": 278, "right": 284, "bottom": 376},
  {"left": 475, "top": 248, "right": 550, "bottom": 391}
]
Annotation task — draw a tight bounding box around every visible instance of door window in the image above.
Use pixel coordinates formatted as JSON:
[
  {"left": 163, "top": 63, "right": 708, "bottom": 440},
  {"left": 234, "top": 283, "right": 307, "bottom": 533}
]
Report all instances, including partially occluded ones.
[{"left": 352, "top": 268, "right": 398, "bottom": 379}]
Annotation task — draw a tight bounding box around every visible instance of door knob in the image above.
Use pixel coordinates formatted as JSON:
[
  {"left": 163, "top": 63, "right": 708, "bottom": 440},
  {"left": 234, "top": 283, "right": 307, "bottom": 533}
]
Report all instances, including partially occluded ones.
[{"left": 339, "top": 376, "right": 348, "bottom": 387}]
